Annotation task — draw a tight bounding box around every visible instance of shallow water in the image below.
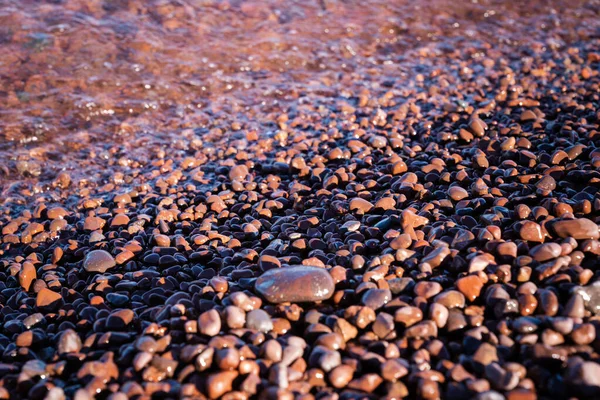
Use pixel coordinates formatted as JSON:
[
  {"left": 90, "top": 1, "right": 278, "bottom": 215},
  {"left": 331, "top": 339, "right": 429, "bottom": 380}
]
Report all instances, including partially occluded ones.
[
  {"left": 0, "top": 0, "right": 598, "bottom": 202},
  {"left": 1, "top": 0, "right": 597, "bottom": 182}
]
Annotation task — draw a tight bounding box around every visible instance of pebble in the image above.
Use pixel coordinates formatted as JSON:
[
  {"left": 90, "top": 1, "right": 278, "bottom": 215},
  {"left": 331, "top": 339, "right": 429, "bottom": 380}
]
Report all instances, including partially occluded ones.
[
  {"left": 456, "top": 275, "right": 484, "bottom": 302},
  {"left": 198, "top": 310, "right": 221, "bottom": 336},
  {"left": 255, "top": 266, "right": 335, "bottom": 303},
  {"left": 472, "top": 342, "right": 498, "bottom": 366},
  {"left": 349, "top": 198, "right": 374, "bottom": 213},
  {"left": 571, "top": 323, "right": 595, "bottom": 345},
  {"left": 567, "top": 361, "right": 600, "bottom": 390},
  {"left": 369, "top": 135, "right": 387, "bottom": 148},
  {"left": 530, "top": 243, "right": 562, "bottom": 262},
  {"left": 329, "top": 365, "right": 354, "bottom": 388},
  {"left": 258, "top": 254, "right": 281, "bottom": 271},
  {"left": 395, "top": 306, "right": 423, "bottom": 327},
  {"left": 429, "top": 303, "right": 449, "bottom": 328},
  {"left": 535, "top": 175, "right": 556, "bottom": 194},
  {"left": 414, "top": 282, "right": 443, "bottom": 299},
  {"left": 58, "top": 329, "right": 82, "bottom": 354},
  {"left": 552, "top": 218, "right": 599, "bottom": 240},
  {"left": 83, "top": 250, "right": 116, "bottom": 273},
  {"left": 485, "top": 363, "right": 519, "bottom": 391},
  {"left": 564, "top": 293, "right": 586, "bottom": 318},
  {"left": 519, "top": 221, "right": 544, "bottom": 242},
  {"left": 575, "top": 282, "right": 600, "bottom": 315},
  {"left": 381, "top": 359, "right": 408, "bottom": 381},
  {"left": 361, "top": 288, "right": 392, "bottom": 310},
  {"left": 434, "top": 290, "right": 465, "bottom": 308},
  {"left": 309, "top": 345, "right": 341, "bottom": 372},
  {"left": 372, "top": 312, "right": 395, "bottom": 339},
  {"left": 229, "top": 165, "right": 249, "bottom": 181},
  {"left": 448, "top": 186, "right": 469, "bottom": 201},
  {"left": 388, "top": 277, "right": 414, "bottom": 294},
  {"left": 422, "top": 246, "right": 451, "bottom": 268},
  {"left": 224, "top": 306, "right": 246, "bottom": 329},
  {"left": 106, "top": 309, "right": 135, "bottom": 330},
  {"left": 207, "top": 371, "right": 238, "bottom": 399},
  {"left": 405, "top": 320, "right": 438, "bottom": 338},
  {"left": 36, "top": 288, "right": 63, "bottom": 311},
  {"left": 18, "top": 262, "right": 36, "bottom": 291},
  {"left": 246, "top": 309, "right": 273, "bottom": 333}
]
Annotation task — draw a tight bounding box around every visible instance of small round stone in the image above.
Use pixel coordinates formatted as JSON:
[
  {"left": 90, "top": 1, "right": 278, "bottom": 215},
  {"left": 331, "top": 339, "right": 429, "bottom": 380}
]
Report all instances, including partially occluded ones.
[
  {"left": 36, "top": 288, "right": 63, "bottom": 311},
  {"left": 58, "top": 329, "right": 82, "bottom": 354},
  {"left": 246, "top": 309, "right": 273, "bottom": 333},
  {"left": 519, "top": 221, "right": 544, "bottom": 242},
  {"left": 361, "top": 289, "right": 392, "bottom": 310},
  {"left": 229, "top": 165, "right": 249, "bottom": 181},
  {"left": 456, "top": 275, "right": 484, "bottom": 302},
  {"left": 448, "top": 186, "right": 469, "bottom": 201},
  {"left": 198, "top": 310, "right": 221, "bottom": 337}
]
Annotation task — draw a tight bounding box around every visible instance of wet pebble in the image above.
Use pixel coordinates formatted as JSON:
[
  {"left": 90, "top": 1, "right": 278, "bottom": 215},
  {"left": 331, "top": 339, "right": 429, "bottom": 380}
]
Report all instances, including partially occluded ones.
[
  {"left": 84, "top": 250, "right": 116, "bottom": 273},
  {"left": 552, "top": 218, "right": 599, "bottom": 240},
  {"left": 255, "top": 266, "right": 335, "bottom": 303},
  {"left": 246, "top": 309, "right": 273, "bottom": 333}
]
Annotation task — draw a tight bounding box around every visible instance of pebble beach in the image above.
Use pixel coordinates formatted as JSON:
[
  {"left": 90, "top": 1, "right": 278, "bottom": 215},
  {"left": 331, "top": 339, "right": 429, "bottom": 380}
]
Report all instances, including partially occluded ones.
[{"left": 1, "top": 0, "right": 600, "bottom": 399}]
